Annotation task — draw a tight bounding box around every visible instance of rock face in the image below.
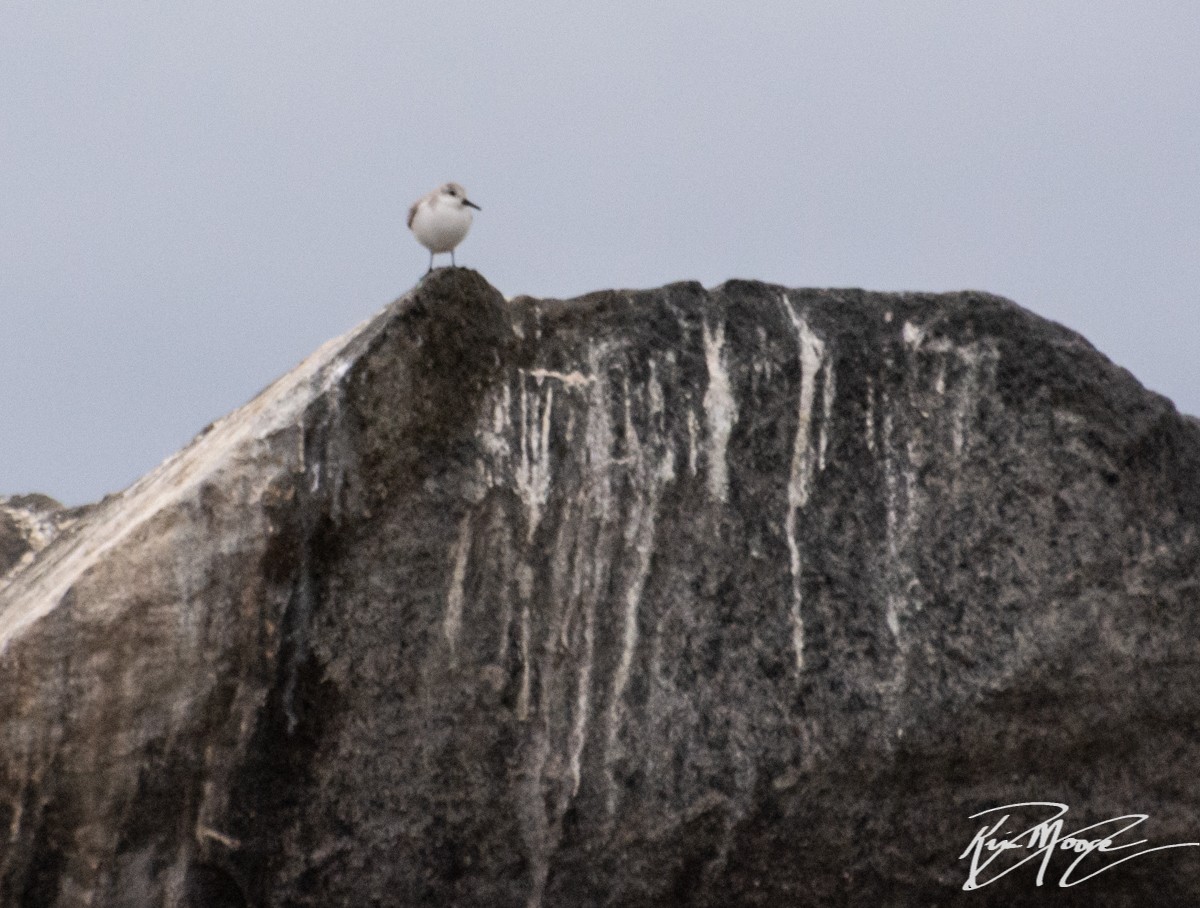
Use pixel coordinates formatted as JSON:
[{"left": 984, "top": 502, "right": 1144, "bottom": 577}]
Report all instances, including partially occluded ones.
[
  {"left": 0, "top": 495, "right": 81, "bottom": 579},
  {"left": 2, "top": 269, "right": 1199, "bottom": 907}
]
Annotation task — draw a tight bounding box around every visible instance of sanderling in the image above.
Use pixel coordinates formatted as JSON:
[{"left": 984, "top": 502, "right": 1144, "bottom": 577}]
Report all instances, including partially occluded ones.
[{"left": 408, "top": 182, "right": 481, "bottom": 273}]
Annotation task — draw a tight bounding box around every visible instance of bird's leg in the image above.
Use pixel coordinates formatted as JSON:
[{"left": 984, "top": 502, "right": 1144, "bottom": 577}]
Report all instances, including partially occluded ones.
[
  {"left": 427, "top": 251, "right": 434, "bottom": 274},
  {"left": 451, "top": 249, "right": 457, "bottom": 268}
]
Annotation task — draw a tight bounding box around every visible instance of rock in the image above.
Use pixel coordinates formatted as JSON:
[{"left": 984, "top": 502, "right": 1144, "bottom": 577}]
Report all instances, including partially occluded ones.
[
  {"left": 0, "top": 495, "right": 82, "bottom": 579},
  {"left": 1, "top": 269, "right": 1198, "bottom": 906}
]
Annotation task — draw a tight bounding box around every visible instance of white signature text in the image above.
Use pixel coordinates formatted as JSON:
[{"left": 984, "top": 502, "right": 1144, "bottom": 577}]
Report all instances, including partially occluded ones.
[{"left": 959, "top": 801, "right": 1198, "bottom": 890}]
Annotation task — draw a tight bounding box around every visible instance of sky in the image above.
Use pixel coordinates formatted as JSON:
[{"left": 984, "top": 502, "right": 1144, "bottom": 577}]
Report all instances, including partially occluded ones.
[{"left": 1, "top": 3, "right": 1198, "bottom": 506}]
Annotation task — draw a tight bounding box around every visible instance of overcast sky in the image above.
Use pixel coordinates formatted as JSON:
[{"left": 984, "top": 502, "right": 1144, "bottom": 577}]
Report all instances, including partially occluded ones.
[{"left": 2, "top": 3, "right": 1198, "bottom": 505}]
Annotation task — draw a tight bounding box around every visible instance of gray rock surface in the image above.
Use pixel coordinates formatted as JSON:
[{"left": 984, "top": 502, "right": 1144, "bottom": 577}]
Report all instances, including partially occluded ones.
[
  {"left": 0, "top": 495, "right": 81, "bottom": 579},
  {"left": 1, "top": 269, "right": 1199, "bottom": 906}
]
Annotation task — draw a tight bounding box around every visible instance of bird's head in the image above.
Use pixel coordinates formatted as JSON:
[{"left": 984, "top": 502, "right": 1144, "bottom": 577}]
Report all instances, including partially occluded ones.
[{"left": 441, "top": 183, "right": 481, "bottom": 211}]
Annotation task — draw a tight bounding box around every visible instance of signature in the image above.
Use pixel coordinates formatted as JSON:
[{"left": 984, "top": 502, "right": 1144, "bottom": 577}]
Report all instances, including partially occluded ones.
[{"left": 959, "top": 802, "right": 1198, "bottom": 889}]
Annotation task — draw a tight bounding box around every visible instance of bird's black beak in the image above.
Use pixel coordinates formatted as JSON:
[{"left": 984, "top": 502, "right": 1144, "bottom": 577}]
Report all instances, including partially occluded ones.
[{"left": 464, "top": 199, "right": 481, "bottom": 211}]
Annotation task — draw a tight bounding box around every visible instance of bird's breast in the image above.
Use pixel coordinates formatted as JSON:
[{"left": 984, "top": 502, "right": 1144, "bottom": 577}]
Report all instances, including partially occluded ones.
[{"left": 411, "top": 204, "right": 473, "bottom": 253}]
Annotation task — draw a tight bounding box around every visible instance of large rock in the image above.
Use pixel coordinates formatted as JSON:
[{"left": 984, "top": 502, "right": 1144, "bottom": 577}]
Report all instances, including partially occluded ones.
[{"left": 1, "top": 269, "right": 1198, "bottom": 906}]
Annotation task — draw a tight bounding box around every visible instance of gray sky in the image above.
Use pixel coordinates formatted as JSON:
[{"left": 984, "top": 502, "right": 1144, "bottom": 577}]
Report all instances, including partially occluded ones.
[{"left": 2, "top": 3, "right": 1198, "bottom": 505}]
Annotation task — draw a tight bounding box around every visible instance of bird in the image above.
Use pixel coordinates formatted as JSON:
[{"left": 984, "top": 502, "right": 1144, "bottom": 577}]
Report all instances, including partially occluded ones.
[{"left": 408, "top": 182, "right": 481, "bottom": 273}]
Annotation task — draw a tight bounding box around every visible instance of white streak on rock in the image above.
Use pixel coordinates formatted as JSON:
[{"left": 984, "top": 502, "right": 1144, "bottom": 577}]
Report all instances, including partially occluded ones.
[
  {"left": 784, "top": 530, "right": 806, "bottom": 672},
  {"left": 881, "top": 398, "right": 904, "bottom": 639},
  {"left": 603, "top": 483, "right": 659, "bottom": 814},
  {"left": 950, "top": 344, "right": 994, "bottom": 457},
  {"left": 530, "top": 489, "right": 596, "bottom": 801},
  {"left": 568, "top": 594, "right": 595, "bottom": 797},
  {"left": 197, "top": 825, "right": 241, "bottom": 850},
  {"left": 881, "top": 398, "right": 899, "bottom": 550},
  {"left": 952, "top": 371, "right": 974, "bottom": 455},
  {"left": 686, "top": 410, "right": 699, "bottom": 476},
  {"left": 495, "top": 517, "right": 516, "bottom": 662},
  {"left": 904, "top": 438, "right": 921, "bottom": 540},
  {"left": 324, "top": 358, "right": 351, "bottom": 388},
  {"left": 864, "top": 376, "right": 876, "bottom": 453},
  {"left": 878, "top": 395, "right": 912, "bottom": 638},
  {"left": 622, "top": 373, "right": 635, "bottom": 460},
  {"left": 657, "top": 445, "right": 676, "bottom": 484},
  {"left": 901, "top": 320, "right": 924, "bottom": 348},
  {"left": 526, "top": 368, "right": 594, "bottom": 388},
  {"left": 443, "top": 513, "right": 472, "bottom": 660},
  {"left": 518, "top": 600, "right": 532, "bottom": 721},
  {"left": 563, "top": 349, "right": 620, "bottom": 769},
  {"left": 749, "top": 325, "right": 773, "bottom": 398},
  {"left": 608, "top": 388, "right": 648, "bottom": 734},
  {"left": 552, "top": 497, "right": 581, "bottom": 652},
  {"left": 516, "top": 373, "right": 555, "bottom": 541},
  {"left": 901, "top": 320, "right": 1000, "bottom": 459},
  {"left": 601, "top": 380, "right": 674, "bottom": 813},
  {"left": 777, "top": 294, "right": 833, "bottom": 672},
  {"left": 8, "top": 793, "right": 23, "bottom": 842},
  {"left": 517, "top": 562, "right": 534, "bottom": 601},
  {"left": 903, "top": 319, "right": 955, "bottom": 355},
  {"left": 702, "top": 320, "right": 738, "bottom": 502},
  {"left": 647, "top": 361, "right": 664, "bottom": 418},
  {"left": 584, "top": 348, "right": 615, "bottom": 520},
  {"left": 495, "top": 382, "right": 512, "bottom": 435},
  {"left": 819, "top": 357, "right": 836, "bottom": 472},
  {"left": 784, "top": 308, "right": 827, "bottom": 510},
  {"left": 519, "top": 729, "right": 552, "bottom": 908}
]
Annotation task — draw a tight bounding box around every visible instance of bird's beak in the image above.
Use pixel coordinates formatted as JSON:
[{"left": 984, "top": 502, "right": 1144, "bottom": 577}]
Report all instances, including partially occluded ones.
[{"left": 464, "top": 199, "right": 481, "bottom": 211}]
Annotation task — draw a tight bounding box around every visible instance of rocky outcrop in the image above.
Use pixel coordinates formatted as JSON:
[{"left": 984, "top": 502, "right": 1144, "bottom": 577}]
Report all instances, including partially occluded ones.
[
  {"left": 0, "top": 495, "right": 83, "bottom": 579},
  {"left": 1, "top": 269, "right": 1199, "bottom": 906}
]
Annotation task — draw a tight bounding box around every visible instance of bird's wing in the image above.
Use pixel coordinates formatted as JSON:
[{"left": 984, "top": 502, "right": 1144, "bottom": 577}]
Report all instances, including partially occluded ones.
[{"left": 407, "top": 199, "right": 420, "bottom": 229}]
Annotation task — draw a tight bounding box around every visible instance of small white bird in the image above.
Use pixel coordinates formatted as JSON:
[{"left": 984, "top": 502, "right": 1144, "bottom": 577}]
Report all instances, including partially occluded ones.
[{"left": 407, "top": 182, "right": 481, "bottom": 273}]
